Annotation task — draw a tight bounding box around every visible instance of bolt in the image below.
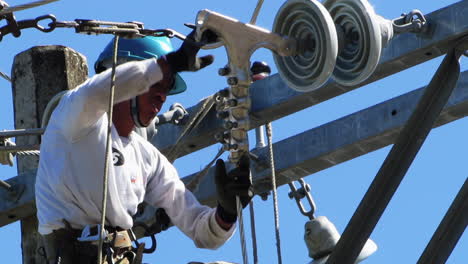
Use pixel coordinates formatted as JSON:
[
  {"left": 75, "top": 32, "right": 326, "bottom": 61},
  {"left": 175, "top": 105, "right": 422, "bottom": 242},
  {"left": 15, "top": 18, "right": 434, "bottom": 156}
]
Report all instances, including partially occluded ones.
[
  {"left": 227, "top": 99, "right": 238, "bottom": 107},
  {"left": 227, "top": 77, "right": 238, "bottom": 86},
  {"left": 215, "top": 132, "right": 230, "bottom": 142},
  {"left": 218, "top": 67, "right": 231, "bottom": 76},
  {"left": 216, "top": 111, "right": 230, "bottom": 119},
  {"left": 224, "top": 121, "right": 237, "bottom": 129},
  {"left": 217, "top": 88, "right": 230, "bottom": 98},
  {"left": 260, "top": 192, "right": 270, "bottom": 201}
]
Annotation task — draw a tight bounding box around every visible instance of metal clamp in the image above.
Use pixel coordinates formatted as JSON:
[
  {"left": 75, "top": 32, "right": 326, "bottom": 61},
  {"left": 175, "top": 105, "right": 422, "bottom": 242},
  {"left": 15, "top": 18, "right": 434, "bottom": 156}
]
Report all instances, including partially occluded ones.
[
  {"left": 52, "top": 18, "right": 188, "bottom": 40},
  {"left": 154, "top": 103, "right": 189, "bottom": 126},
  {"left": 392, "top": 9, "right": 428, "bottom": 34},
  {"left": 0, "top": 14, "right": 56, "bottom": 41},
  {"left": 288, "top": 179, "right": 316, "bottom": 220}
]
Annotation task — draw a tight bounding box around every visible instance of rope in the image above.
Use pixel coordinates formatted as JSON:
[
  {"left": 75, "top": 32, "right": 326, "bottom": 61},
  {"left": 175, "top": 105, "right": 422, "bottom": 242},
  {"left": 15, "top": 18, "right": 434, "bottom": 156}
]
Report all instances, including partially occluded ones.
[
  {"left": 0, "top": 71, "right": 11, "bottom": 82},
  {"left": 249, "top": 201, "right": 259, "bottom": 264},
  {"left": 237, "top": 196, "right": 249, "bottom": 264},
  {"left": 185, "top": 147, "right": 224, "bottom": 192},
  {"left": 0, "top": 137, "right": 41, "bottom": 166},
  {"left": 0, "top": 0, "right": 60, "bottom": 16},
  {"left": 97, "top": 35, "right": 119, "bottom": 264},
  {"left": 165, "top": 95, "right": 215, "bottom": 162},
  {"left": 16, "top": 150, "right": 40, "bottom": 156},
  {"left": 266, "top": 122, "right": 283, "bottom": 264}
]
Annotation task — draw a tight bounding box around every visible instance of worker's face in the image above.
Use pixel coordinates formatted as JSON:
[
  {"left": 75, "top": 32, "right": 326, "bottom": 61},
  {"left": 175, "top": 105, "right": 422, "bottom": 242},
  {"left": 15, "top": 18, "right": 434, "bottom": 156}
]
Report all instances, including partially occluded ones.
[{"left": 137, "top": 76, "right": 173, "bottom": 126}]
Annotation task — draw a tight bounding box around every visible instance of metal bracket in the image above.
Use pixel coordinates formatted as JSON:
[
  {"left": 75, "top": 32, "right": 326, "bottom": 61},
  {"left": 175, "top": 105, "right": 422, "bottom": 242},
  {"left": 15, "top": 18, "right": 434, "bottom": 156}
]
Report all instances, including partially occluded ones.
[
  {"left": 288, "top": 179, "right": 316, "bottom": 220},
  {"left": 392, "top": 9, "right": 428, "bottom": 35},
  {"left": 195, "top": 9, "right": 296, "bottom": 163}
]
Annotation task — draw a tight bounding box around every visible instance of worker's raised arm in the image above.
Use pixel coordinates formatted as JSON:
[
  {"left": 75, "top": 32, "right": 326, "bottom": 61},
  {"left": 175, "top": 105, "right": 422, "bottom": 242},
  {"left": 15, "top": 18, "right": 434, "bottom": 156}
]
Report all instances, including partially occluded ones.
[{"left": 53, "top": 58, "right": 163, "bottom": 142}]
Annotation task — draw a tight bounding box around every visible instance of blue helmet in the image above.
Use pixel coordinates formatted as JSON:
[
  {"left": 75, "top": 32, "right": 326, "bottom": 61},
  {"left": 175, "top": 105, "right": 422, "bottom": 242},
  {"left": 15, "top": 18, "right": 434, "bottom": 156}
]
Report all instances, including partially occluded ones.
[{"left": 94, "top": 36, "right": 187, "bottom": 95}]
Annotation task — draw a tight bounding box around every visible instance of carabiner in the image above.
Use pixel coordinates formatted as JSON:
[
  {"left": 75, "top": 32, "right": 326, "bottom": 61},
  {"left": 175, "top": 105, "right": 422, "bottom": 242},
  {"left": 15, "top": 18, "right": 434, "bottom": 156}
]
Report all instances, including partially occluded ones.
[{"left": 132, "top": 222, "right": 157, "bottom": 254}]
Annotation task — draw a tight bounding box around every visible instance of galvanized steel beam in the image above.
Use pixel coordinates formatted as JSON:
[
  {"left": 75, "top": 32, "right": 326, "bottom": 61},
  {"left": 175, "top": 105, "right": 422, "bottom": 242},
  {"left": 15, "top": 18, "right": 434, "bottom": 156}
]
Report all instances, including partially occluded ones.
[
  {"left": 325, "top": 45, "right": 463, "bottom": 264},
  {"left": 2, "top": 71, "right": 468, "bottom": 230},
  {"left": 417, "top": 178, "right": 468, "bottom": 264},
  {"left": 153, "top": 0, "right": 468, "bottom": 159}
]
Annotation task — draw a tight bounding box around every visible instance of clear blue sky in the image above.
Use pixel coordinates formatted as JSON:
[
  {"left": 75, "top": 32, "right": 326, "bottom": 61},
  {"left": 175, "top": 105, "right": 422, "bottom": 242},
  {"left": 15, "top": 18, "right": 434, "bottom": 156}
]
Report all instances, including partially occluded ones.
[{"left": 0, "top": 0, "right": 466, "bottom": 263}]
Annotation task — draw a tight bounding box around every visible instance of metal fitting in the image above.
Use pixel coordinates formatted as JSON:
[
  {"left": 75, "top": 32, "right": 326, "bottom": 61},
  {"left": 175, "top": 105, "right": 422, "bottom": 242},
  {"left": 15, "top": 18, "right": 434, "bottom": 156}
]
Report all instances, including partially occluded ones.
[
  {"left": 223, "top": 143, "right": 239, "bottom": 151},
  {"left": 224, "top": 121, "right": 237, "bottom": 129},
  {"left": 216, "top": 111, "right": 230, "bottom": 119},
  {"left": 227, "top": 77, "right": 238, "bottom": 86},
  {"left": 218, "top": 67, "right": 231, "bottom": 76},
  {"left": 217, "top": 88, "right": 230, "bottom": 98},
  {"left": 215, "top": 132, "right": 230, "bottom": 143},
  {"left": 227, "top": 99, "right": 238, "bottom": 107}
]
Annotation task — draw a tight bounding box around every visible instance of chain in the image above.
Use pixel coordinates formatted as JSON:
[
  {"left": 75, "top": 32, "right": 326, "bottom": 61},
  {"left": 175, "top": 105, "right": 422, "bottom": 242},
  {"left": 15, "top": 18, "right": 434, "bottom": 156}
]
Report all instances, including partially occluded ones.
[
  {"left": 266, "top": 122, "right": 283, "bottom": 264},
  {"left": 0, "top": 13, "right": 190, "bottom": 41}
]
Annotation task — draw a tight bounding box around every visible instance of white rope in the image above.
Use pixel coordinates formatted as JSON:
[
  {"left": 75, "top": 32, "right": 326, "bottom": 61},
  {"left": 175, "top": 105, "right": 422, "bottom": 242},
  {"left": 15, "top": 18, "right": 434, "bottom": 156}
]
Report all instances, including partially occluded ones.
[
  {"left": 97, "top": 35, "right": 119, "bottom": 264},
  {"left": 0, "top": 0, "right": 60, "bottom": 16},
  {"left": 249, "top": 201, "right": 259, "bottom": 264},
  {"left": 237, "top": 196, "right": 249, "bottom": 264},
  {"left": 16, "top": 150, "right": 40, "bottom": 156},
  {"left": 266, "top": 122, "right": 283, "bottom": 264}
]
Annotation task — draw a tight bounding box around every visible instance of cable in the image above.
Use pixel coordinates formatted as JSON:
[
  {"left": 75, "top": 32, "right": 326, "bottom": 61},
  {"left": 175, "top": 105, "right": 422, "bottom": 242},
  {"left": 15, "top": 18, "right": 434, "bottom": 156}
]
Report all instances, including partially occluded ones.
[
  {"left": 249, "top": 201, "right": 259, "bottom": 264},
  {"left": 237, "top": 196, "right": 249, "bottom": 264},
  {"left": 185, "top": 147, "right": 224, "bottom": 192},
  {"left": 266, "top": 122, "right": 283, "bottom": 264},
  {"left": 97, "top": 35, "right": 119, "bottom": 264},
  {"left": 0, "top": 71, "right": 11, "bottom": 82},
  {"left": 0, "top": 0, "right": 60, "bottom": 16},
  {"left": 165, "top": 95, "right": 215, "bottom": 162}
]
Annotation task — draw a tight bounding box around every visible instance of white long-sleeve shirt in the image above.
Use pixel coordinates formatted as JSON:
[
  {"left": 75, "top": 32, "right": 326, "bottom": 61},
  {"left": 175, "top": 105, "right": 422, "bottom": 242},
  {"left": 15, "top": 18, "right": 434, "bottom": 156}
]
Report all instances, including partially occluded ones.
[{"left": 35, "top": 58, "right": 234, "bottom": 249}]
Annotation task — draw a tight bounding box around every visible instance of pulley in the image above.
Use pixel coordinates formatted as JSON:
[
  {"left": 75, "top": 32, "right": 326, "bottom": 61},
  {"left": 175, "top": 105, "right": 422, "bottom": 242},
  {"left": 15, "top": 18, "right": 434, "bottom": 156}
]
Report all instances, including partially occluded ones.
[
  {"left": 273, "top": 0, "right": 338, "bottom": 92},
  {"left": 323, "top": 0, "right": 427, "bottom": 86}
]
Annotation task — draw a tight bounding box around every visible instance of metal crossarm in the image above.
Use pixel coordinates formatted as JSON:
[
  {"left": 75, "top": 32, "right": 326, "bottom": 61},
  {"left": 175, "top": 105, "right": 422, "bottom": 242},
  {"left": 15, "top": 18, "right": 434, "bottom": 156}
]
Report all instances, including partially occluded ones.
[
  {"left": 153, "top": 0, "right": 468, "bottom": 159},
  {"left": 417, "top": 178, "right": 468, "bottom": 264},
  {"left": 325, "top": 37, "right": 465, "bottom": 264}
]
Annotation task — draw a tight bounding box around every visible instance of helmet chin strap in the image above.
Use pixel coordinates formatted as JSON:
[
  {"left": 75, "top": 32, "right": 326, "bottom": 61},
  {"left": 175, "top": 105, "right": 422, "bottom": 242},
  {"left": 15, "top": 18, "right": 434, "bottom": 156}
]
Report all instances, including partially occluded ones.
[{"left": 130, "top": 97, "right": 147, "bottom": 128}]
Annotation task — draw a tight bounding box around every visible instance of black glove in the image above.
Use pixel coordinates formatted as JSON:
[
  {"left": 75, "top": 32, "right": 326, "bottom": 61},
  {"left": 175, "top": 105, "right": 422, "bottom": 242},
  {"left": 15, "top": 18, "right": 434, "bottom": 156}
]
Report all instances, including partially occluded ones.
[
  {"left": 165, "top": 28, "right": 218, "bottom": 73},
  {"left": 215, "top": 155, "right": 254, "bottom": 223}
]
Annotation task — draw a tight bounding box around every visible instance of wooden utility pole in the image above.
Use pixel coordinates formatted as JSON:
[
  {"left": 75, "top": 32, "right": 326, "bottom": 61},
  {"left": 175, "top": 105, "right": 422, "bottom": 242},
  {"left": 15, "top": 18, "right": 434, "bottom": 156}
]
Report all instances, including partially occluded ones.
[{"left": 12, "top": 45, "right": 88, "bottom": 264}]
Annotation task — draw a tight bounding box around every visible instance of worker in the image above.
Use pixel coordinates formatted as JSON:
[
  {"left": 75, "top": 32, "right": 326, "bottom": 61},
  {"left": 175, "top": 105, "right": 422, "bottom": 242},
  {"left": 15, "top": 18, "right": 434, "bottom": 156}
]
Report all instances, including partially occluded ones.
[{"left": 35, "top": 31, "right": 253, "bottom": 263}]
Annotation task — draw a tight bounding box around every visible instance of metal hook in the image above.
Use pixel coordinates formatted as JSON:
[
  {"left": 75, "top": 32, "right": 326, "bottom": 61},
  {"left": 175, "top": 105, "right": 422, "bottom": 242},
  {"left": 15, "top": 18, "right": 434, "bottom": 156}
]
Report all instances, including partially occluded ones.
[{"left": 132, "top": 222, "right": 157, "bottom": 254}]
